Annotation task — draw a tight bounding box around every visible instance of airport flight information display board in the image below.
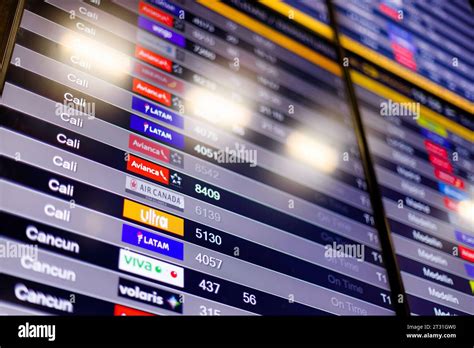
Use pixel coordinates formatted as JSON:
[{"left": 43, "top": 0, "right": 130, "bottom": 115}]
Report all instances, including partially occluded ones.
[
  {"left": 0, "top": 0, "right": 397, "bottom": 316},
  {"left": 333, "top": 0, "right": 474, "bottom": 315}
]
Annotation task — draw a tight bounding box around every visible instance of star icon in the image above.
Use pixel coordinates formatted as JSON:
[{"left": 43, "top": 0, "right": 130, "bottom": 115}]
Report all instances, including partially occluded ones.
[
  {"left": 170, "top": 173, "right": 182, "bottom": 186},
  {"left": 167, "top": 296, "right": 181, "bottom": 309}
]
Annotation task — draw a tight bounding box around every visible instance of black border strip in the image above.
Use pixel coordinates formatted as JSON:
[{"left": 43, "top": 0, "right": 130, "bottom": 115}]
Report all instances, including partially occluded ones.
[
  {"left": 326, "top": 0, "right": 410, "bottom": 316},
  {"left": 0, "top": 0, "right": 24, "bottom": 95}
]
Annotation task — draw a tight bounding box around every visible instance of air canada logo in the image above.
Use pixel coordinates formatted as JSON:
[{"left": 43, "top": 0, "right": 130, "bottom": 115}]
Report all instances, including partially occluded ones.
[{"left": 130, "top": 179, "right": 138, "bottom": 190}]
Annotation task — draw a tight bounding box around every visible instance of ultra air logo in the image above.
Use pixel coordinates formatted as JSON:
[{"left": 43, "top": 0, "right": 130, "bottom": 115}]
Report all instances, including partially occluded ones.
[{"left": 118, "top": 248, "right": 184, "bottom": 287}]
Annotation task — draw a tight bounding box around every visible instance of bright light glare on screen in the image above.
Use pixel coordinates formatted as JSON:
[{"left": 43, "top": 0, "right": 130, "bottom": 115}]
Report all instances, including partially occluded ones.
[
  {"left": 189, "top": 88, "right": 250, "bottom": 127},
  {"left": 61, "top": 34, "right": 131, "bottom": 75},
  {"left": 287, "top": 131, "right": 338, "bottom": 173},
  {"left": 457, "top": 200, "right": 474, "bottom": 223}
]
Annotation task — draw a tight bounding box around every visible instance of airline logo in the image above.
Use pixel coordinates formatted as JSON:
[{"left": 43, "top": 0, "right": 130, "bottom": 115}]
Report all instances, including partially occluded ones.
[
  {"left": 438, "top": 183, "right": 467, "bottom": 201},
  {"left": 118, "top": 248, "right": 184, "bottom": 287},
  {"left": 114, "top": 304, "right": 154, "bottom": 316},
  {"left": 455, "top": 231, "right": 474, "bottom": 248},
  {"left": 417, "top": 116, "right": 447, "bottom": 137},
  {"left": 443, "top": 197, "right": 458, "bottom": 212},
  {"left": 459, "top": 245, "right": 474, "bottom": 263},
  {"left": 129, "top": 133, "right": 170, "bottom": 163},
  {"left": 134, "top": 62, "right": 185, "bottom": 93},
  {"left": 139, "top": 1, "right": 174, "bottom": 27},
  {"left": 118, "top": 277, "right": 182, "bottom": 313},
  {"left": 125, "top": 175, "right": 184, "bottom": 211},
  {"left": 464, "top": 263, "right": 474, "bottom": 278},
  {"left": 138, "top": 16, "right": 185, "bottom": 47},
  {"left": 135, "top": 45, "right": 172, "bottom": 72},
  {"left": 130, "top": 114, "right": 185, "bottom": 149},
  {"left": 147, "top": 0, "right": 183, "bottom": 17},
  {"left": 133, "top": 78, "right": 171, "bottom": 106},
  {"left": 131, "top": 96, "right": 183, "bottom": 129},
  {"left": 137, "top": 30, "right": 176, "bottom": 59},
  {"left": 424, "top": 140, "right": 448, "bottom": 159},
  {"left": 429, "top": 154, "right": 453, "bottom": 173},
  {"left": 122, "top": 199, "right": 184, "bottom": 236},
  {"left": 122, "top": 223, "right": 184, "bottom": 260},
  {"left": 420, "top": 128, "right": 450, "bottom": 148},
  {"left": 127, "top": 154, "right": 169, "bottom": 185},
  {"left": 434, "top": 169, "right": 464, "bottom": 189}
]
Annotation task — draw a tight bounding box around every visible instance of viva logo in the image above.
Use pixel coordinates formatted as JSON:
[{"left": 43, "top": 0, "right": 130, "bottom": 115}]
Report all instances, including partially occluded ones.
[
  {"left": 124, "top": 254, "right": 163, "bottom": 274},
  {"left": 118, "top": 249, "right": 184, "bottom": 287}
]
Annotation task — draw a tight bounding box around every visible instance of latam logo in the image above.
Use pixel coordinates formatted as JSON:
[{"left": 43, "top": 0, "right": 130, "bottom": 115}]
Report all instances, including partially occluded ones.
[
  {"left": 122, "top": 198, "right": 184, "bottom": 236},
  {"left": 138, "top": 16, "right": 185, "bottom": 47},
  {"left": 127, "top": 154, "right": 169, "bottom": 185},
  {"left": 129, "top": 133, "right": 170, "bottom": 163},
  {"left": 420, "top": 128, "right": 450, "bottom": 148},
  {"left": 133, "top": 78, "right": 171, "bottom": 106},
  {"left": 139, "top": 1, "right": 174, "bottom": 27},
  {"left": 125, "top": 175, "right": 184, "bottom": 210},
  {"left": 434, "top": 169, "right": 464, "bottom": 190},
  {"left": 455, "top": 230, "right": 474, "bottom": 248},
  {"left": 459, "top": 245, "right": 474, "bottom": 263},
  {"left": 118, "top": 277, "right": 182, "bottom": 313},
  {"left": 130, "top": 114, "right": 185, "bottom": 149},
  {"left": 118, "top": 248, "right": 184, "bottom": 287},
  {"left": 135, "top": 45, "right": 172, "bottom": 72},
  {"left": 114, "top": 304, "right": 155, "bottom": 316},
  {"left": 121, "top": 223, "right": 184, "bottom": 260},
  {"left": 131, "top": 96, "right": 183, "bottom": 129}
]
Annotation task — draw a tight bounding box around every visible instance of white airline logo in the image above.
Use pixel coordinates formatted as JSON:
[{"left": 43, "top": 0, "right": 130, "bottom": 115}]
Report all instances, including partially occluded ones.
[
  {"left": 118, "top": 249, "right": 184, "bottom": 287},
  {"left": 125, "top": 176, "right": 184, "bottom": 209}
]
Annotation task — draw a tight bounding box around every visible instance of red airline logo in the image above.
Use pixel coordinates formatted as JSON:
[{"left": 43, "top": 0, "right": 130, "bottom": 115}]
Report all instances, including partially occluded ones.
[
  {"left": 134, "top": 62, "right": 184, "bottom": 93},
  {"left": 129, "top": 134, "right": 170, "bottom": 163},
  {"left": 424, "top": 140, "right": 447, "bottom": 159},
  {"left": 135, "top": 45, "right": 172, "bottom": 72},
  {"left": 139, "top": 1, "right": 174, "bottom": 27},
  {"left": 428, "top": 154, "right": 453, "bottom": 173},
  {"left": 133, "top": 78, "right": 172, "bottom": 106},
  {"left": 127, "top": 154, "right": 169, "bottom": 185},
  {"left": 434, "top": 169, "right": 464, "bottom": 189},
  {"left": 459, "top": 245, "right": 474, "bottom": 263},
  {"left": 114, "top": 304, "right": 155, "bottom": 316},
  {"left": 443, "top": 197, "right": 458, "bottom": 212}
]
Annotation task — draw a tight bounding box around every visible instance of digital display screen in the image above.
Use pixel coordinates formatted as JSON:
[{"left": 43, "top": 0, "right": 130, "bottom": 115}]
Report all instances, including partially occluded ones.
[
  {"left": 333, "top": 0, "right": 473, "bottom": 315},
  {"left": 0, "top": 0, "right": 397, "bottom": 316}
]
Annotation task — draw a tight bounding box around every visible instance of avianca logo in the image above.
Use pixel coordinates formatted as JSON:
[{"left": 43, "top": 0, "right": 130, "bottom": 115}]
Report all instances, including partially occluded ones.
[
  {"left": 127, "top": 154, "right": 169, "bottom": 185},
  {"left": 128, "top": 134, "right": 170, "bottom": 163},
  {"left": 133, "top": 78, "right": 171, "bottom": 106},
  {"left": 135, "top": 45, "right": 172, "bottom": 72},
  {"left": 139, "top": 1, "right": 174, "bottom": 28}
]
